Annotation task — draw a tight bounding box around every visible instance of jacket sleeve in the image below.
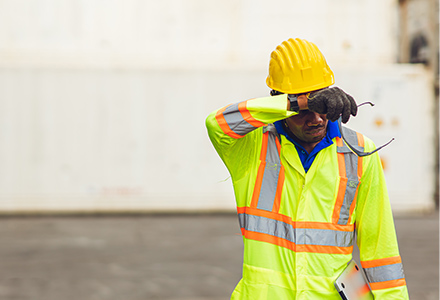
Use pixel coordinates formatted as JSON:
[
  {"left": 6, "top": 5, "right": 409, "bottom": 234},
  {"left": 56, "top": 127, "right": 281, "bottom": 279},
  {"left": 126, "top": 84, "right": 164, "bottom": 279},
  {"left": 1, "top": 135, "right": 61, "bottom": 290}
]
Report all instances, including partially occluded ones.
[
  {"left": 205, "top": 94, "right": 295, "bottom": 180},
  {"left": 355, "top": 138, "right": 410, "bottom": 299}
]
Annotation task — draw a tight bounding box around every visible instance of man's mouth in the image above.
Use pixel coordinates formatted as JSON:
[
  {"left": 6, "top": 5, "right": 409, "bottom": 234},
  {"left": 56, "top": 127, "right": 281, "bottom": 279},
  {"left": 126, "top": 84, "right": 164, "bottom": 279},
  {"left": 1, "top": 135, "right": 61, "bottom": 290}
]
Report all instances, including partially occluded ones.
[{"left": 305, "top": 126, "right": 326, "bottom": 136}]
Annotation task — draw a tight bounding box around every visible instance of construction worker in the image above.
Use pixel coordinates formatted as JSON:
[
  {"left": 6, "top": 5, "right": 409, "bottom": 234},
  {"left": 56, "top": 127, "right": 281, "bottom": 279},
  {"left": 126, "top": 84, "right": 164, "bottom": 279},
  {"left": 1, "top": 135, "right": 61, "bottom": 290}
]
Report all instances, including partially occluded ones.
[{"left": 205, "top": 38, "right": 410, "bottom": 299}]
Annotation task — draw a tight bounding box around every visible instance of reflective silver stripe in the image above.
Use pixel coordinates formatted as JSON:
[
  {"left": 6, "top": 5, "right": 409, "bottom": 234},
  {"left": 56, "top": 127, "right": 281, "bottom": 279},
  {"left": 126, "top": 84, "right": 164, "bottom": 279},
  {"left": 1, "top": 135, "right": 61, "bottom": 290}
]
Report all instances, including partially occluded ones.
[
  {"left": 337, "top": 126, "right": 364, "bottom": 154},
  {"left": 262, "top": 123, "right": 279, "bottom": 136},
  {"left": 222, "top": 103, "right": 258, "bottom": 136},
  {"left": 337, "top": 144, "right": 364, "bottom": 153},
  {"left": 338, "top": 152, "right": 359, "bottom": 225},
  {"left": 364, "top": 263, "right": 406, "bottom": 283},
  {"left": 238, "top": 214, "right": 355, "bottom": 248},
  {"left": 257, "top": 130, "right": 281, "bottom": 211},
  {"left": 337, "top": 127, "right": 363, "bottom": 225}
]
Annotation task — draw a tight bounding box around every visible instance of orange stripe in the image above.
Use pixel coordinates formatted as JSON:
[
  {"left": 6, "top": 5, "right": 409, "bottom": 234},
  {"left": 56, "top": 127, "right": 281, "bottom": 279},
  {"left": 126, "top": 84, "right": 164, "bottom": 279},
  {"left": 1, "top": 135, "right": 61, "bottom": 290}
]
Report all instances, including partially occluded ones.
[
  {"left": 237, "top": 206, "right": 354, "bottom": 232},
  {"left": 238, "top": 206, "right": 292, "bottom": 225},
  {"left": 347, "top": 188, "right": 358, "bottom": 224},
  {"left": 336, "top": 136, "right": 344, "bottom": 147},
  {"left": 356, "top": 133, "right": 364, "bottom": 178},
  {"left": 272, "top": 136, "right": 284, "bottom": 213},
  {"left": 238, "top": 101, "right": 266, "bottom": 127},
  {"left": 356, "top": 132, "right": 365, "bottom": 147},
  {"left": 332, "top": 174, "right": 347, "bottom": 223},
  {"left": 332, "top": 138, "right": 347, "bottom": 224},
  {"left": 357, "top": 156, "right": 363, "bottom": 178},
  {"left": 361, "top": 256, "right": 402, "bottom": 269},
  {"left": 250, "top": 133, "right": 268, "bottom": 208},
  {"left": 215, "top": 105, "right": 244, "bottom": 139},
  {"left": 298, "top": 244, "right": 353, "bottom": 255},
  {"left": 272, "top": 165, "right": 284, "bottom": 213},
  {"left": 236, "top": 206, "right": 246, "bottom": 214},
  {"left": 259, "top": 132, "right": 268, "bottom": 160},
  {"left": 350, "top": 133, "right": 363, "bottom": 224},
  {"left": 243, "top": 230, "right": 353, "bottom": 255},
  {"left": 250, "top": 162, "right": 265, "bottom": 208},
  {"left": 292, "top": 221, "right": 353, "bottom": 231},
  {"left": 347, "top": 166, "right": 362, "bottom": 225},
  {"left": 369, "top": 278, "right": 407, "bottom": 290},
  {"left": 337, "top": 152, "right": 346, "bottom": 177}
]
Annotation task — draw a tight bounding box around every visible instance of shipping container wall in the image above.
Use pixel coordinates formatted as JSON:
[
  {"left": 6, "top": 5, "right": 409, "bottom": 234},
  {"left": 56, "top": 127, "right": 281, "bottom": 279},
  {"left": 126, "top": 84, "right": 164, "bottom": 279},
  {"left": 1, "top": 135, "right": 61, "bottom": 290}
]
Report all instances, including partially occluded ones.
[
  {"left": 0, "top": 65, "right": 435, "bottom": 213},
  {"left": 0, "top": 0, "right": 435, "bottom": 213}
]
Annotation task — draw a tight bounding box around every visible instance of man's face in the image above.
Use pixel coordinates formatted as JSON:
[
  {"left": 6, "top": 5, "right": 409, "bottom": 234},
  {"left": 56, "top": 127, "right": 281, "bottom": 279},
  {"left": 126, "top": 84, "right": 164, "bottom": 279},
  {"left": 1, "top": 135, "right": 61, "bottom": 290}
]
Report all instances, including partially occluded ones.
[{"left": 285, "top": 110, "right": 328, "bottom": 144}]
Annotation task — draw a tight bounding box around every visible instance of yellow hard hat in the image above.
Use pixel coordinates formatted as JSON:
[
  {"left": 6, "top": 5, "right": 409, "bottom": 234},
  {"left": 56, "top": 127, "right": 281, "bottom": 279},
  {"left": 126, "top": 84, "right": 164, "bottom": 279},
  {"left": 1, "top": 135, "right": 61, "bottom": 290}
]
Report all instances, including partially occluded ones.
[{"left": 266, "top": 38, "right": 335, "bottom": 94}]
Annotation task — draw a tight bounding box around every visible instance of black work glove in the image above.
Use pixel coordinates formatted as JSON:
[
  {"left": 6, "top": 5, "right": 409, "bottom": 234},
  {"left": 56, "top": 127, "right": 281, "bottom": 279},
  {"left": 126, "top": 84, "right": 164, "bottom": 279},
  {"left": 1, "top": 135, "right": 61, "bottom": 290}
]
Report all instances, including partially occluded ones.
[{"left": 307, "top": 87, "right": 357, "bottom": 123}]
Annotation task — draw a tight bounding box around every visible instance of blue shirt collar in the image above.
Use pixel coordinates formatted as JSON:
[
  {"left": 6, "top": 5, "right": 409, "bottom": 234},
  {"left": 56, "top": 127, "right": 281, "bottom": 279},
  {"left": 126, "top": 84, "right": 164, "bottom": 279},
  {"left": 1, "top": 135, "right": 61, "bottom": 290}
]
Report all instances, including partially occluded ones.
[
  {"left": 274, "top": 119, "right": 341, "bottom": 148},
  {"left": 274, "top": 120, "right": 341, "bottom": 172}
]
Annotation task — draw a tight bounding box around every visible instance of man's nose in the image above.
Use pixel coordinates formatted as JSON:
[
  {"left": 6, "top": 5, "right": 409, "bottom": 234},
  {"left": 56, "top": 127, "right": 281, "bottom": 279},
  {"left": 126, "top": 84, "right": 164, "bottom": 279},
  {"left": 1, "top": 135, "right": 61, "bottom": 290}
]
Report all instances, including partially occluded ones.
[{"left": 307, "top": 112, "right": 325, "bottom": 126}]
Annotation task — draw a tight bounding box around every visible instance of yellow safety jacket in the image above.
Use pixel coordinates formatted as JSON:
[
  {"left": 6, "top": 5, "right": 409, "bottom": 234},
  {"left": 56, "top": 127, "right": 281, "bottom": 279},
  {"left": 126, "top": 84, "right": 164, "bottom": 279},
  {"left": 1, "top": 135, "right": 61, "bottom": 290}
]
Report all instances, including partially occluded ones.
[{"left": 206, "top": 94, "right": 409, "bottom": 299}]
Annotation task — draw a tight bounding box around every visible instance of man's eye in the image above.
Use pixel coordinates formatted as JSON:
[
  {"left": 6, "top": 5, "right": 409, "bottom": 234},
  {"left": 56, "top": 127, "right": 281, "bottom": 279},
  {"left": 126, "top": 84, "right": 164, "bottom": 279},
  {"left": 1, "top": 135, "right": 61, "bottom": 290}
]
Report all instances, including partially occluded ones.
[{"left": 298, "top": 110, "right": 310, "bottom": 117}]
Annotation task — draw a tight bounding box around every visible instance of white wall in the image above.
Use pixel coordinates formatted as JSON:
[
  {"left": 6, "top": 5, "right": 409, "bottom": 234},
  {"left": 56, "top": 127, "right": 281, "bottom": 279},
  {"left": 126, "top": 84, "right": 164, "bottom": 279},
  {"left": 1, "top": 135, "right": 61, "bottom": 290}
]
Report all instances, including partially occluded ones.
[
  {"left": 0, "top": 0, "right": 399, "bottom": 69},
  {"left": 0, "top": 68, "right": 263, "bottom": 212},
  {"left": 0, "top": 0, "right": 435, "bottom": 213},
  {"left": 334, "top": 65, "right": 435, "bottom": 213}
]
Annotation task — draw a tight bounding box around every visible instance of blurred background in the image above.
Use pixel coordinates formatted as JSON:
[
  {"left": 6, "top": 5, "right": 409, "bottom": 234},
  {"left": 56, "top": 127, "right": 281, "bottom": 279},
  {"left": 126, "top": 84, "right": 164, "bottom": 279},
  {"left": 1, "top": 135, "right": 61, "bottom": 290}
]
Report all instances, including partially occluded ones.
[{"left": 0, "top": 0, "right": 438, "bottom": 299}]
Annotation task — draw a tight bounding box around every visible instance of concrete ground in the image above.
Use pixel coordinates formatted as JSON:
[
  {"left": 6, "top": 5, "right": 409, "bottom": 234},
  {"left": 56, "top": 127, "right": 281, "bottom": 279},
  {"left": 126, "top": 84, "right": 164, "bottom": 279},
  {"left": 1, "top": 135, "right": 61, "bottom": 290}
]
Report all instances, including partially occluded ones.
[{"left": 0, "top": 211, "right": 437, "bottom": 300}]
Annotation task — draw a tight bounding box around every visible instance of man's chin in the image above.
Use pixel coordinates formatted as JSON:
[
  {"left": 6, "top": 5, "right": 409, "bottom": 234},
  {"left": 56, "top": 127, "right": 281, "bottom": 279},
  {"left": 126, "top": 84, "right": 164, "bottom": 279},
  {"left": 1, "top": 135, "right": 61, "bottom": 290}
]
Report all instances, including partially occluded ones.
[
  {"left": 304, "top": 127, "right": 326, "bottom": 140},
  {"left": 304, "top": 133, "right": 326, "bottom": 143}
]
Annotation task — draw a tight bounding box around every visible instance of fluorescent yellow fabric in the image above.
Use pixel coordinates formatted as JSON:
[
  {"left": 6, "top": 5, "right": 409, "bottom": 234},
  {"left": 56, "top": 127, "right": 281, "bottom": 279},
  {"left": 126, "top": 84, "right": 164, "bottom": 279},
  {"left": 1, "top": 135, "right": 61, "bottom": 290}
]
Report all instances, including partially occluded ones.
[{"left": 206, "top": 95, "right": 409, "bottom": 299}]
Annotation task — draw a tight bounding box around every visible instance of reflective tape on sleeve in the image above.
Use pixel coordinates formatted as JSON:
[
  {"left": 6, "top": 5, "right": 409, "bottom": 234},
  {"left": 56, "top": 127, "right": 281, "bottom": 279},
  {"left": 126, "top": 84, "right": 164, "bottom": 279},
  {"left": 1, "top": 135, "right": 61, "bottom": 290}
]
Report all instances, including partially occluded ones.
[
  {"left": 363, "top": 263, "right": 405, "bottom": 283},
  {"left": 361, "top": 257, "right": 407, "bottom": 290},
  {"left": 222, "top": 103, "right": 259, "bottom": 136}
]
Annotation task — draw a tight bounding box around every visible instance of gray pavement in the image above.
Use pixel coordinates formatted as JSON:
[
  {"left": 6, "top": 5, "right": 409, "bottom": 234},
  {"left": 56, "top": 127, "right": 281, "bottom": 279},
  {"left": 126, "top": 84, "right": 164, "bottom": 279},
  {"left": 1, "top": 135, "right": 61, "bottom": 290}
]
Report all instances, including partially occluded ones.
[{"left": 0, "top": 211, "right": 437, "bottom": 300}]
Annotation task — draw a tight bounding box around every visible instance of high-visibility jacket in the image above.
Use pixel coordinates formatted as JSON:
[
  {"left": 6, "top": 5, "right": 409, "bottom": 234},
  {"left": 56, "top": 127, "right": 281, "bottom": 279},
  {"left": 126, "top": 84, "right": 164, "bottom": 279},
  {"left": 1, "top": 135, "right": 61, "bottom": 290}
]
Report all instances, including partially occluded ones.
[{"left": 206, "top": 94, "right": 409, "bottom": 300}]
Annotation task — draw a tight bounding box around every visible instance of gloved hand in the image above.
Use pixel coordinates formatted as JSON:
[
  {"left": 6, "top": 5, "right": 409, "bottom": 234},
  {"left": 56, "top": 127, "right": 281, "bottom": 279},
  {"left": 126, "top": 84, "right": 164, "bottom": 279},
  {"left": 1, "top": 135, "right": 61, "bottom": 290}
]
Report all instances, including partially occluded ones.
[{"left": 306, "top": 87, "right": 357, "bottom": 123}]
